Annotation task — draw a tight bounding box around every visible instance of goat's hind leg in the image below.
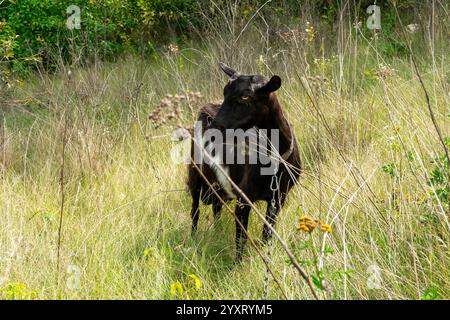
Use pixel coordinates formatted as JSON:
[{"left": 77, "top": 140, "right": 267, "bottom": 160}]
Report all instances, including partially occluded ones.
[
  {"left": 235, "top": 201, "right": 251, "bottom": 262},
  {"left": 188, "top": 166, "right": 201, "bottom": 235}
]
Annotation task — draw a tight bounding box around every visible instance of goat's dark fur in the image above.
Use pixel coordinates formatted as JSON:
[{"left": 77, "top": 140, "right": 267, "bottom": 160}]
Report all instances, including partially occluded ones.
[{"left": 187, "top": 63, "right": 301, "bottom": 261}]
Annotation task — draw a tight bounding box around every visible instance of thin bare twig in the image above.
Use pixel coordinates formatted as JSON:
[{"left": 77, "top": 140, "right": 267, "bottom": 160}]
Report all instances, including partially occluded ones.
[{"left": 56, "top": 107, "right": 69, "bottom": 285}]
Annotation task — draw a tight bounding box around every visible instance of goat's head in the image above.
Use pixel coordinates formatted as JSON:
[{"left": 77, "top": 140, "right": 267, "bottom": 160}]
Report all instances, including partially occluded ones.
[{"left": 214, "top": 62, "right": 281, "bottom": 129}]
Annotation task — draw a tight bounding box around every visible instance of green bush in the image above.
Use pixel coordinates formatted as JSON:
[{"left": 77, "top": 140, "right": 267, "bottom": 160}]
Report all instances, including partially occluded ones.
[{"left": 0, "top": 0, "right": 198, "bottom": 71}]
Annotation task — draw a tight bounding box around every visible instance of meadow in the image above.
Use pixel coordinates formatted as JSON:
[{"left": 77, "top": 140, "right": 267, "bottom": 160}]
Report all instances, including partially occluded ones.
[{"left": 0, "top": 1, "right": 449, "bottom": 300}]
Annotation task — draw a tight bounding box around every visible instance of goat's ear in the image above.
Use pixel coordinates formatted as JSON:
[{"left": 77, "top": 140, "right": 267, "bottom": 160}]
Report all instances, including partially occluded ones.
[
  {"left": 219, "top": 62, "right": 237, "bottom": 77},
  {"left": 262, "top": 75, "right": 282, "bottom": 92}
]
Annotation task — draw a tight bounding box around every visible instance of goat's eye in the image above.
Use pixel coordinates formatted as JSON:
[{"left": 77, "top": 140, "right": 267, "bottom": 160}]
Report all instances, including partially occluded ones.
[{"left": 241, "top": 95, "right": 251, "bottom": 102}]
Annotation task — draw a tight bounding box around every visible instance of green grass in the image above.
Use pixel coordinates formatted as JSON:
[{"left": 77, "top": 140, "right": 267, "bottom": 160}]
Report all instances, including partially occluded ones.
[{"left": 0, "top": 30, "right": 449, "bottom": 300}]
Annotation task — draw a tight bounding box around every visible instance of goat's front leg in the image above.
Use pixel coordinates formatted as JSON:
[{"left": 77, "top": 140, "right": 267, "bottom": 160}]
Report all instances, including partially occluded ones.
[
  {"left": 212, "top": 198, "right": 222, "bottom": 220},
  {"left": 235, "top": 200, "right": 251, "bottom": 262}
]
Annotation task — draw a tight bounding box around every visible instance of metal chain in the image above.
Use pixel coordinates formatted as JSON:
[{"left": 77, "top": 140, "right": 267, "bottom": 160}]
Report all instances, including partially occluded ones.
[{"left": 263, "top": 170, "right": 279, "bottom": 299}]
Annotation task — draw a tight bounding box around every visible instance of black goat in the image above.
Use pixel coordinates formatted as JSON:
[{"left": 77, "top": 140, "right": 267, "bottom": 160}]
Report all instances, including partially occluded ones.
[{"left": 187, "top": 63, "right": 301, "bottom": 260}]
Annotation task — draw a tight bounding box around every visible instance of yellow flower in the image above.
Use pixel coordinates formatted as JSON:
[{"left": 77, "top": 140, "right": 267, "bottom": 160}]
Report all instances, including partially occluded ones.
[
  {"left": 320, "top": 223, "right": 332, "bottom": 233},
  {"left": 297, "top": 216, "right": 319, "bottom": 233},
  {"left": 143, "top": 248, "right": 152, "bottom": 258},
  {"left": 188, "top": 274, "right": 203, "bottom": 290},
  {"left": 170, "top": 281, "right": 183, "bottom": 297},
  {"left": 296, "top": 223, "right": 310, "bottom": 232},
  {"left": 305, "top": 21, "right": 316, "bottom": 42}
]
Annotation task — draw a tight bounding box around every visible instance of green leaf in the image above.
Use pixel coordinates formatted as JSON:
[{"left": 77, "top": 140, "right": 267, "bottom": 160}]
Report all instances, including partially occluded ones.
[
  {"left": 324, "top": 244, "right": 334, "bottom": 254},
  {"left": 382, "top": 163, "right": 396, "bottom": 178},
  {"left": 422, "top": 287, "right": 438, "bottom": 300},
  {"left": 312, "top": 275, "right": 323, "bottom": 290},
  {"left": 444, "top": 137, "right": 450, "bottom": 147},
  {"left": 312, "top": 272, "right": 325, "bottom": 291}
]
